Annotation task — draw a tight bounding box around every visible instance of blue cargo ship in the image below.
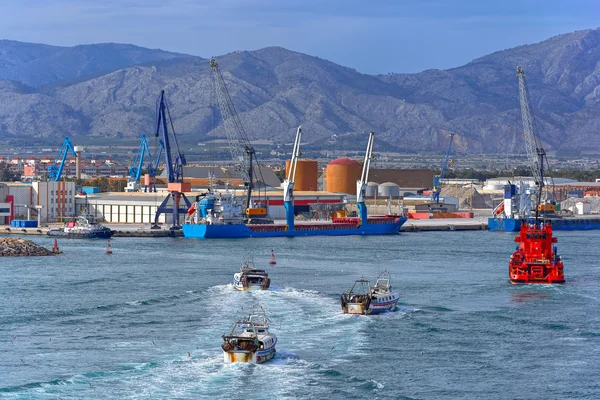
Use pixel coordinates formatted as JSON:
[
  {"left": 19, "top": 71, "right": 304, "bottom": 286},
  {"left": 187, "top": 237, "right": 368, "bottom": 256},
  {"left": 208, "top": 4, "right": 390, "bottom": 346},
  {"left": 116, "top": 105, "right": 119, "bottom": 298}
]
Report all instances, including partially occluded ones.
[{"left": 182, "top": 129, "right": 407, "bottom": 239}]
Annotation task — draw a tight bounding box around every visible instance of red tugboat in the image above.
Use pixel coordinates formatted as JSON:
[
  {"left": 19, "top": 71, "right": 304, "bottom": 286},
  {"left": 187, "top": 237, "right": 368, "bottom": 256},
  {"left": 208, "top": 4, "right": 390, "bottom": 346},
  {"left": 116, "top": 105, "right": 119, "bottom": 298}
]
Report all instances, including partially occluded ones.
[
  {"left": 509, "top": 222, "right": 564, "bottom": 284},
  {"left": 508, "top": 67, "right": 565, "bottom": 285}
]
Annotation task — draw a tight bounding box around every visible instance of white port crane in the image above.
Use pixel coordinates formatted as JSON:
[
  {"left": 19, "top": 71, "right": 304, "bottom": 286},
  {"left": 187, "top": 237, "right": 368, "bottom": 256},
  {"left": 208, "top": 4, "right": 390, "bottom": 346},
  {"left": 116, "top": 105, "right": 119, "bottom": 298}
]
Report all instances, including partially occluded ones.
[
  {"left": 516, "top": 66, "right": 548, "bottom": 218},
  {"left": 210, "top": 58, "right": 266, "bottom": 218}
]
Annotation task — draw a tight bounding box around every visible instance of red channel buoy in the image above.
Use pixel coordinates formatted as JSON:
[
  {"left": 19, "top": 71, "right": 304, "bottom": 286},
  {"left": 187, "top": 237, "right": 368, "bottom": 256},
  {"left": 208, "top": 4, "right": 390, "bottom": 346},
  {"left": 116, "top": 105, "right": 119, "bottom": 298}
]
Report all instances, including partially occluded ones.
[
  {"left": 269, "top": 249, "right": 276, "bottom": 265},
  {"left": 52, "top": 238, "right": 60, "bottom": 254},
  {"left": 106, "top": 240, "right": 113, "bottom": 255}
]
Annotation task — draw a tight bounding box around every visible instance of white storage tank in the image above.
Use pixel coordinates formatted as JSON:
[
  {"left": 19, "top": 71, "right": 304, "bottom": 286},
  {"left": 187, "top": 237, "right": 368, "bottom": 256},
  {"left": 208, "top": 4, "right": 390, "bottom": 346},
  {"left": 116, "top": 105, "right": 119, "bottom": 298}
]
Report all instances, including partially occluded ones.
[
  {"left": 378, "top": 182, "right": 400, "bottom": 198},
  {"left": 366, "top": 182, "right": 378, "bottom": 198}
]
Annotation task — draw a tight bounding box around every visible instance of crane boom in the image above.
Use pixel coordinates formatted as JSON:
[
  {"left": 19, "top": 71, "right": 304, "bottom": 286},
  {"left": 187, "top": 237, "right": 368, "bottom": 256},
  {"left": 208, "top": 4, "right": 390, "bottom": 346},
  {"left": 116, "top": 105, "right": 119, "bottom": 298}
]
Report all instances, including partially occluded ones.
[
  {"left": 356, "top": 132, "right": 375, "bottom": 225},
  {"left": 48, "top": 138, "right": 76, "bottom": 182},
  {"left": 517, "top": 66, "right": 548, "bottom": 219},
  {"left": 356, "top": 132, "right": 374, "bottom": 204},
  {"left": 432, "top": 133, "right": 454, "bottom": 203},
  {"left": 210, "top": 59, "right": 253, "bottom": 182},
  {"left": 156, "top": 90, "right": 186, "bottom": 183},
  {"left": 129, "top": 135, "right": 151, "bottom": 184},
  {"left": 283, "top": 126, "right": 302, "bottom": 203},
  {"left": 210, "top": 58, "right": 265, "bottom": 214}
]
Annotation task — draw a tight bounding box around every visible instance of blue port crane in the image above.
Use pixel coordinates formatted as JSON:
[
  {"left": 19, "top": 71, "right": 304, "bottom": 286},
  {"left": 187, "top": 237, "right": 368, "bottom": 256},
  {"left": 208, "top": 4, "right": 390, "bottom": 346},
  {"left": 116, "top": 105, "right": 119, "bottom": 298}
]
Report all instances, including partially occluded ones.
[
  {"left": 151, "top": 90, "right": 191, "bottom": 229},
  {"left": 127, "top": 135, "right": 151, "bottom": 191},
  {"left": 48, "top": 138, "right": 76, "bottom": 181},
  {"left": 126, "top": 135, "right": 165, "bottom": 192},
  {"left": 431, "top": 133, "right": 455, "bottom": 204}
]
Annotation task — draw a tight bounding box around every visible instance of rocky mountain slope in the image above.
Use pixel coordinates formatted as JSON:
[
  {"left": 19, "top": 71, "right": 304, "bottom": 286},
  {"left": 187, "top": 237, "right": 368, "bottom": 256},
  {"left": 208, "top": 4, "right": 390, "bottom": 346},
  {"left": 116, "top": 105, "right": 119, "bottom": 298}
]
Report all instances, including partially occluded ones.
[{"left": 1, "top": 29, "right": 599, "bottom": 153}]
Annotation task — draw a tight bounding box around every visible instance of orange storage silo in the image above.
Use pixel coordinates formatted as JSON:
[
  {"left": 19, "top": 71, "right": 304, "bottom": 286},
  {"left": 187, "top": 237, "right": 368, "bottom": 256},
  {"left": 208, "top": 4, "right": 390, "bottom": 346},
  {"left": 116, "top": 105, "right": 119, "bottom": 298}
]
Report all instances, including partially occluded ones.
[
  {"left": 326, "top": 158, "right": 362, "bottom": 194},
  {"left": 285, "top": 159, "right": 319, "bottom": 191}
]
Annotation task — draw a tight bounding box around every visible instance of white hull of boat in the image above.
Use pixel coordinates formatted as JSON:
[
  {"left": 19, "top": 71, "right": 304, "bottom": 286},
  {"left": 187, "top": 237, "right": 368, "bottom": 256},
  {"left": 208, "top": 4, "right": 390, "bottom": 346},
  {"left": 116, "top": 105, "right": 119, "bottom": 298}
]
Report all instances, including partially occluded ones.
[{"left": 223, "top": 345, "right": 276, "bottom": 363}]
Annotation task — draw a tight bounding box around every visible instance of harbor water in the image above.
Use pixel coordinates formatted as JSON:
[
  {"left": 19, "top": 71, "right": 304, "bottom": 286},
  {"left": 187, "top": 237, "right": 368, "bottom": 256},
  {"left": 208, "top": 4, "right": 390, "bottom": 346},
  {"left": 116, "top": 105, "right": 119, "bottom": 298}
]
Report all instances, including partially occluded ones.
[{"left": 1, "top": 231, "right": 599, "bottom": 399}]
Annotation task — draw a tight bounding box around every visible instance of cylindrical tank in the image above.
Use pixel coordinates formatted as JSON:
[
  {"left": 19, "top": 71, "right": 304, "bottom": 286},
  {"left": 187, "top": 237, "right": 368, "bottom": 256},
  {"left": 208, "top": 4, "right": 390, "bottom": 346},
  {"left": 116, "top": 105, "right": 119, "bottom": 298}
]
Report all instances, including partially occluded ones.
[
  {"left": 378, "top": 182, "right": 400, "bottom": 198},
  {"left": 74, "top": 146, "right": 83, "bottom": 180},
  {"left": 366, "top": 182, "right": 378, "bottom": 198},
  {"left": 325, "top": 158, "right": 362, "bottom": 194},
  {"left": 285, "top": 159, "right": 318, "bottom": 191}
]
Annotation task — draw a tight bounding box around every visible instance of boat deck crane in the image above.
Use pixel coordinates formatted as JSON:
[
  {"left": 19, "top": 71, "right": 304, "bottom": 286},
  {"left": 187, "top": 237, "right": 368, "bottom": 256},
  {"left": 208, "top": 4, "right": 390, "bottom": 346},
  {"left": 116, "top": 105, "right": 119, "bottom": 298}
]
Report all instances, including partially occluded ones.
[
  {"left": 48, "top": 138, "right": 76, "bottom": 182},
  {"left": 356, "top": 132, "right": 374, "bottom": 225},
  {"left": 432, "top": 133, "right": 455, "bottom": 204},
  {"left": 150, "top": 90, "right": 191, "bottom": 229},
  {"left": 283, "top": 126, "right": 302, "bottom": 230}
]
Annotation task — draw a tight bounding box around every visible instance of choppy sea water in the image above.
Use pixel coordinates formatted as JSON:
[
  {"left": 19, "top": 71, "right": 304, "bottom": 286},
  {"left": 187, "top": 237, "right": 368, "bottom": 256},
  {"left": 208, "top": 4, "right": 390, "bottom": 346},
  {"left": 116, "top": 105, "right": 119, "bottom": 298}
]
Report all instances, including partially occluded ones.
[{"left": 1, "top": 230, "right": 599, "bottom": 399}]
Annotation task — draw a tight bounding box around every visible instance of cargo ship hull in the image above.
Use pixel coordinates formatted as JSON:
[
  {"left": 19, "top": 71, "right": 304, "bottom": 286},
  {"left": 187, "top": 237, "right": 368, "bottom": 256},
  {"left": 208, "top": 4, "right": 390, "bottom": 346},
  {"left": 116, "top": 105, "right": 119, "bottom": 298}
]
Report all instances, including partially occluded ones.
[
  {"left": 182, "top": 217, "right": 407, "bottom": 239},
  {"left": 489, "top": 217, "right": 600, "bottom": 232}
]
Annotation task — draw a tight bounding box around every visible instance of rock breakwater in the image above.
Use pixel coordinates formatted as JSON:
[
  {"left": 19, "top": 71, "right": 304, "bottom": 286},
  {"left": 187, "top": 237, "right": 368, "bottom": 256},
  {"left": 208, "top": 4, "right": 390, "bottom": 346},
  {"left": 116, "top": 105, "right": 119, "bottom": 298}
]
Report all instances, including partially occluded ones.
[{"left": 0, "top": 238, "right": 56, "bottom": 256}]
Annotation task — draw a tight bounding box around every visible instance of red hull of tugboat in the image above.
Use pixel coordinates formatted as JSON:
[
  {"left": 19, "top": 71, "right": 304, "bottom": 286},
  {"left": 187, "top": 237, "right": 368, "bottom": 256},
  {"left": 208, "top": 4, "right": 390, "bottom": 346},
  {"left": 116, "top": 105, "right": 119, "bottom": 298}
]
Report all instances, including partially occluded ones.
[{"left": 509, "top": 222, "right": 565, "bottom": 284}]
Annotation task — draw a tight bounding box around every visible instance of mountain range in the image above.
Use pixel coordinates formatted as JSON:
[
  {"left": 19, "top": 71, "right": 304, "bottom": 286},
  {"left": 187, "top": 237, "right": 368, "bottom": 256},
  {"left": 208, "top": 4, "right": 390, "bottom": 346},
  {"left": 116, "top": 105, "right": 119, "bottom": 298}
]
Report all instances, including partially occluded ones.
[{"left": 1, "top": 28, "right": 600, "bottom": 154}]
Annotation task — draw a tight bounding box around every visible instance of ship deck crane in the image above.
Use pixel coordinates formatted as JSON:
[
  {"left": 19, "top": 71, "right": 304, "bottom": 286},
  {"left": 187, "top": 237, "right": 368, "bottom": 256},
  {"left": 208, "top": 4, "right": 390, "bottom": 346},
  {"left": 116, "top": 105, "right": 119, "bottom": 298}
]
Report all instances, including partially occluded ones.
[
  {"left": 48, "top": 138, "right": 76, "bottom": 182},
  {"left": 210, "top": 58, "right": 268, "bottom": 221},
  {"left": 432, "top": 133, "right": 455, "bottom": 204},
  {"left": 283, "top": 126, "right": 302, "bottom": 230},
  {"left": 516, "top": 66, "right": 550, "bottom": 222},
  {"left": 356, "top": 132, "right": 375, "bottom": 225},
  {"left": 151, "top": 90, "right": 191, "bottom": 229}
]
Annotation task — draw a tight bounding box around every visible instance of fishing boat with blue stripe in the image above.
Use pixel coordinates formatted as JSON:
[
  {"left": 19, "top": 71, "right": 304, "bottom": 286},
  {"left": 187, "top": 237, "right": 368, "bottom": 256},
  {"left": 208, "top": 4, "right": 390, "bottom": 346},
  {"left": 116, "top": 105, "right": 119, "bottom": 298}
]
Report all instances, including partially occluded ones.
[{"left": 341, "top": 271, "right": 400, "bottom": 315}]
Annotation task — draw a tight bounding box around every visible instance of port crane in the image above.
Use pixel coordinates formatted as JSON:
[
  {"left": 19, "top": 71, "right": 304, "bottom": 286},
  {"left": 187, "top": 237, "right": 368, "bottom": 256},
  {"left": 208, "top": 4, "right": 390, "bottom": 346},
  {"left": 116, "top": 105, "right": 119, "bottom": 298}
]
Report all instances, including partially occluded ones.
[
  {"left": 48, "top": 137, "right": 76, "bottom": 181},
  {"left": 356, "top": 132, "right": 375, "bottom": 225},
  {"left": 126, "top": 135, "right": 151, "bottom": 192},
  {"left": 126, "top": 135, "right": 165, "bottom": 192},
  {"left": 151, "top": 90, "right": 191, "bottom": 229},
  {"left": 283, "top": 126, "right": 302, "bottom": 230},
  {"left": 210, "top": 58, "right": 268, "bottom": 221},
  {"left": 431, "top": 133, "right": 455, "bottom": 204},
  {"left": 516, "top": 66, "right": 551, "bottom": 221}
]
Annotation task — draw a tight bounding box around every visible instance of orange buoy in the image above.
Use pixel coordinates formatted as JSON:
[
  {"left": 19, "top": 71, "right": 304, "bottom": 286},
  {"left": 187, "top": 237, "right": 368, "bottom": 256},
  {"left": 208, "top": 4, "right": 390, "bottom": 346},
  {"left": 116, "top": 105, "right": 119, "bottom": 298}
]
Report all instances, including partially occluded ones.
[
  {"left": 106, "top": 240, "right": 113, "bottom": 254},
  {"left": 269, "top": 249, "right": 276, "bottom": 265}
]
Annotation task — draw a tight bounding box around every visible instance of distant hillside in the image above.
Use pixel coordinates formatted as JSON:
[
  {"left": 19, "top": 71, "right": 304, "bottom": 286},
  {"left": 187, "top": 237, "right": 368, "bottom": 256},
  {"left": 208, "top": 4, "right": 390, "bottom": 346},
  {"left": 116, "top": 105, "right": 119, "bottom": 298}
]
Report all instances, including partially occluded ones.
[
  {"left": 1, "top": 29, "right": 600, "bottom": 153},
  {"left": 0, "top": 40, "right": 188, "bottom": 87}
]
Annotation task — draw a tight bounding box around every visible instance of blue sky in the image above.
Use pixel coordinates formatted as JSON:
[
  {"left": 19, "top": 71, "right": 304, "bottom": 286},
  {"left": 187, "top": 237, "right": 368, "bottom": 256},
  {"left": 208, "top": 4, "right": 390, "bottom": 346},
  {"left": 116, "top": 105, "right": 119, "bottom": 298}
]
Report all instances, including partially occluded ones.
[{"left": 0, "top": 0, "right": 598, "bottom": 74}]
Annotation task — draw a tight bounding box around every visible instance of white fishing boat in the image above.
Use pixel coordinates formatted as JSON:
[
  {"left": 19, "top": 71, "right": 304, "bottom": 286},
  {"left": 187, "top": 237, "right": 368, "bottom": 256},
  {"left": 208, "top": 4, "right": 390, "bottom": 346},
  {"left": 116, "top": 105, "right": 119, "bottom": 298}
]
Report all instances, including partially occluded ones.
[
  {"left": 221, "top": 310, "right": 277, "bottom": 363},
  {"left": 232, "top": 256, "right": 270, "bottom": 291},
  {"left": 340, "top": 270, "right": 399, "bottom": 315}
]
